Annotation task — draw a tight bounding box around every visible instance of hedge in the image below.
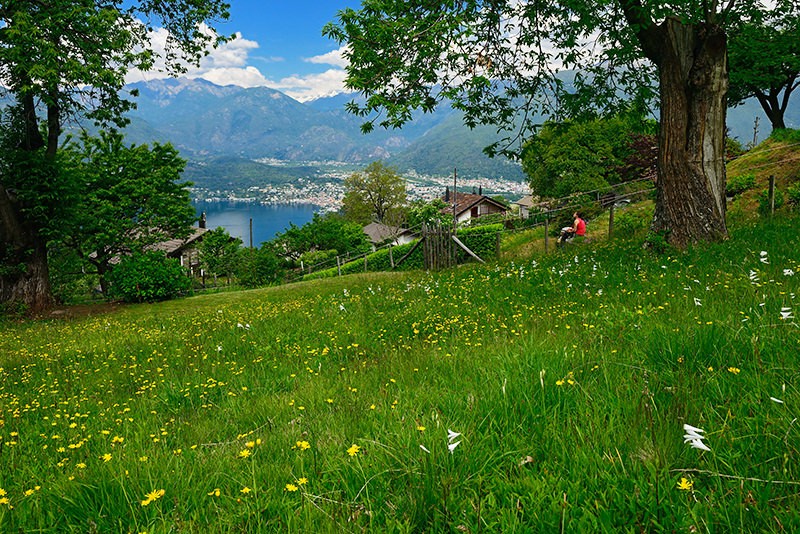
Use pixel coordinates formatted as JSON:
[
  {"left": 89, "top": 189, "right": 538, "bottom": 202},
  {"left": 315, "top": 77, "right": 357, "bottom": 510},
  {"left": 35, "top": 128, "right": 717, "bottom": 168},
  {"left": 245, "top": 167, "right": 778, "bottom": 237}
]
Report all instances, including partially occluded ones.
[{"left": 302, "top": 224, "right": 503, "bottom": 281}]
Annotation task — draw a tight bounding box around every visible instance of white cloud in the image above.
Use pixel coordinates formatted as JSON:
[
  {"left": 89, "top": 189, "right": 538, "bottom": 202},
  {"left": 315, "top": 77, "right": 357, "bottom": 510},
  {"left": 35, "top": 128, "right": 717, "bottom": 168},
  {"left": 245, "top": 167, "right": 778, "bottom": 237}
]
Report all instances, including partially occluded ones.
[
  {"left": 125, "top": 25, "right": 350, "bottom": 101},
  {"left": 268, "top": 69, "right": 349, "bottom": 102},
  {"left": 304, "top": 46, "right": 349, "bottom": 68}
]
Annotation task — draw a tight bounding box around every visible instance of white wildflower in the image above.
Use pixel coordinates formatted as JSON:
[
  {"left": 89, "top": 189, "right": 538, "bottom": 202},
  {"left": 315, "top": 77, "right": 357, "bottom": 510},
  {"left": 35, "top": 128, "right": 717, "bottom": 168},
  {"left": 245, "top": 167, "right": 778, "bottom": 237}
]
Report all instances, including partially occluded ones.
[
  {"left": 784, "top": 269, "right": 795, "bottom": 277},
  {"left": 448, "top": 440, "right": 461, "bottom": 453},
  {"left": 447, "top": 429, "right": 461, "bottom": 442},
  {"left": 419, "top": 444, "right": 431, "bottom": 454},
  {"left": 683, "top": 423, "right": 711, "bottom": 452},
  {"left": 780, "top": 307, "right": 794, "bottom": 321},
  {"left": 769, "top": 397, "right": 784, "bottom": 404}
]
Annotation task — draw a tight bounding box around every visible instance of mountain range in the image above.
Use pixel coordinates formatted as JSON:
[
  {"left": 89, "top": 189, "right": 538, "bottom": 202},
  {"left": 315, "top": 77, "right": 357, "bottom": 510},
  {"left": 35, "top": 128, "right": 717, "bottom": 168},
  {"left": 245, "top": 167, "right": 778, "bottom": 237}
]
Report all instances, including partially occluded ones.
[
  {"left": 0, "top": 76, "right": 785, "bottom": 192},
  {"left": 120, "top": 78, "right": 527, "bottom": 183}
]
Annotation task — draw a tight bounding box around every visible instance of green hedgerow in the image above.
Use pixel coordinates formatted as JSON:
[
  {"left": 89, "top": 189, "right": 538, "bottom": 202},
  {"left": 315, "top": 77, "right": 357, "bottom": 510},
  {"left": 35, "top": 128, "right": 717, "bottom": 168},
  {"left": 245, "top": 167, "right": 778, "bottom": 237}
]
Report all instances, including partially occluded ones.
[{"left": 108, "top": 250, "right": 191, "bottom": 303}]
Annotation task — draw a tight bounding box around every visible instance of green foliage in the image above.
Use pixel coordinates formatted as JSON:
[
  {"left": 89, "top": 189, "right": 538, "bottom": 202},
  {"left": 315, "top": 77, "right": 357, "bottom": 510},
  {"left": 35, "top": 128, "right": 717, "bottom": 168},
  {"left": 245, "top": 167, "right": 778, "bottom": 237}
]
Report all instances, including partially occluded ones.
[
  {"left": 644, "top": 230, "right": 673, "bottom": 255},
  {"left": 728, "top": 11, "right": 800, "bottom": 130},
  {"left": 342, "top": 161, "right": 407, "bottom": 225},
  {"left": 108, "top": 250, "right": 190, "bottom": 303},
  {"left": 787, "top": 184, "right": 800, "bottom": 208},
  {"left": 405, "top": 199, "right": 452, "bottom": 229},
  {"left": 726, "top": 173, "right": 757, "bottom": 197},
  {"left": 58, "top": 131, "right": 196, "bottom": 294},
  {"left": 235, "top": 247, "right": 285, "bottom": 289},
  {"left": 272, "top": 213, "right": 370, "bottom": 261},
  {"left": 47, "top": 244, "right": 97, "bottom": 304},
  {"left": 199, "top": 227, "right": 242, "bottom": 279},
  {"left": 456, "top": 224, "right": 502, "bottom": 262},
  {"left": 612, "top": 208, "right": 650, "bottom": 236},
  {"left": 769, "top": 128, "right": 800, "bottom": 144},
  {"left": 299, "top": 249, "right": 339, "bottom": 269},
  {"left": 521, "top": 116, "right": 650, "bottom": 198},
  {"left": 758, "top": 188, "right": 785, "bottom": 217}
]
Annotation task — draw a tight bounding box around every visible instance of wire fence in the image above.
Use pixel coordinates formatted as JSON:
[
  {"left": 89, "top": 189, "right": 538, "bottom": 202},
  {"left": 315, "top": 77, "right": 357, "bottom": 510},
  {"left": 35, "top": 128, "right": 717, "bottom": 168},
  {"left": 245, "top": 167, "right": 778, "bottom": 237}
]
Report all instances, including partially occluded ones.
[{"left": 282, "top": 178, "right": 656, "bottom": 283}]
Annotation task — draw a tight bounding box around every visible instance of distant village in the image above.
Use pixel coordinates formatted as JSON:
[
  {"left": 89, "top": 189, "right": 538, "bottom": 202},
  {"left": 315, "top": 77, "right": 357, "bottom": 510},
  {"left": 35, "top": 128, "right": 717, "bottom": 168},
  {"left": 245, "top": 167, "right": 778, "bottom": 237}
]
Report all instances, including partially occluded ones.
[{"left": 191, "top": 166, "right": 530, "bottom": 212}]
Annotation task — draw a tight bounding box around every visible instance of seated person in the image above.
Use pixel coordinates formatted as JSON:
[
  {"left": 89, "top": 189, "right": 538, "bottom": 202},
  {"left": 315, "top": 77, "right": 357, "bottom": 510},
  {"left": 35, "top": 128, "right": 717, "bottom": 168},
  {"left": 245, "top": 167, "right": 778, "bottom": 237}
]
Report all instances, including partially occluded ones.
[{"left": 559, "top": 211, "right": 586, "bottom": 244}]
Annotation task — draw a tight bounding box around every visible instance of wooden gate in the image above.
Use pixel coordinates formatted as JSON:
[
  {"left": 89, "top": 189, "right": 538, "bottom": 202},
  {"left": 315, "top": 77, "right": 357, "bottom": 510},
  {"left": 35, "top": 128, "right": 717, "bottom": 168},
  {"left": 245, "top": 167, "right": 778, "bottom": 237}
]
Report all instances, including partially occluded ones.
[{"left": 422, "top": 222, "right": 455, "bottom": 270}]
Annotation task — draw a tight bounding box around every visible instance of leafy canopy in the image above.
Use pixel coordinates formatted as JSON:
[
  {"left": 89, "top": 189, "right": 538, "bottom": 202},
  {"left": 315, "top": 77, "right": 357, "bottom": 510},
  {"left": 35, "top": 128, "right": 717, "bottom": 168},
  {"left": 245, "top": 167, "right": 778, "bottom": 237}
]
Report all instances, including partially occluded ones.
[
  {"left": 60, "top": 131, "right": 196, "bottom": 290},
  {"left": 325, "top": 1, "right": 779, "bottom": 155},
  {"left": 342, "top": 161, "right": 407, "bottom": 226}
]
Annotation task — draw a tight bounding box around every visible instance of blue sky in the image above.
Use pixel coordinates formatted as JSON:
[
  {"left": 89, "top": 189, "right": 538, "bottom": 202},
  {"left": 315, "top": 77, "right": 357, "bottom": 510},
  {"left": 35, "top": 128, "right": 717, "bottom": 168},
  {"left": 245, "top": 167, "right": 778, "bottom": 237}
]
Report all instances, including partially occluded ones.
[{"left": 127, "top": 1, "right": 362, "bottom": 101}]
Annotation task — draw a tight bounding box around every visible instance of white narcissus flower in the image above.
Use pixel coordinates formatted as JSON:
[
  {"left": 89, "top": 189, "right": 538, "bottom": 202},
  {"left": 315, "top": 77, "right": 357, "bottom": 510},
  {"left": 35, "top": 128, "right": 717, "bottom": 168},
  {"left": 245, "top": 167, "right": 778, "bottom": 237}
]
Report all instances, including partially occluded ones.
[
  {"left": 447, "top": 429, "right": 461, "bottom": 442},
  {"left": 770, "top": 397, "right": 784, "bottom": 404},
  {"left": 448, "top": 440, "right": 461, "bottom": 453},
  {"left": 694, "top": 297, "right": 702, "bottom": 307},
  {"left": 784, "top": 269, "right": 795, "bottom": 276},
  {"left": 419, "top": 444, "right": 431, "bottom": 454},
  {"left": 683, "top": 424, "right": 711, "bottom": 451},
  {"left": 780, "top": 307, "right": 794, "bottom": 320}
]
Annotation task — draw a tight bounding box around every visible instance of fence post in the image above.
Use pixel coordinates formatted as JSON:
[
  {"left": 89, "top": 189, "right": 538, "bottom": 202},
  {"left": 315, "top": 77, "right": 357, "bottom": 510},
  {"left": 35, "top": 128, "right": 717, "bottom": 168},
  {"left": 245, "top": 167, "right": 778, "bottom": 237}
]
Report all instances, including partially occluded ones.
[
  {"left": 337, "top": 256, "right": 341, "bottom": 277},
  {"left": 389, "top": 245, "right": 394, "bottom": 269},
  {"left": 544, "top": 215, "right": 550, "bottom": 253},
  {"left": 769, "top": 175, "right": 776, "bottom": 215},
  {"left": 608, "top": 204, "right": 615, "bottom": 239}
]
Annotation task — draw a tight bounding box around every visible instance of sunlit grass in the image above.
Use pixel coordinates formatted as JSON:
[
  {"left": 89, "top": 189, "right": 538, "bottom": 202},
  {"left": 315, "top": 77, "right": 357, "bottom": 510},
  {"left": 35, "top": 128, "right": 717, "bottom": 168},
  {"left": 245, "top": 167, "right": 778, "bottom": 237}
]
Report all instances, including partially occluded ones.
[{"left": 1, "top": 215, "right": 799, "bottom": 532}]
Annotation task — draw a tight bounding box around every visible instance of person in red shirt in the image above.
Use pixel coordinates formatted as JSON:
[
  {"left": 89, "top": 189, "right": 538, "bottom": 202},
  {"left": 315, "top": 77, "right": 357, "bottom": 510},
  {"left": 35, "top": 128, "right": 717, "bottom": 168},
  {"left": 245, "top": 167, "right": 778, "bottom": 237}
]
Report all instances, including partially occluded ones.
[{"left": 559, "top": 211, "right": 586, "bottom": 245}]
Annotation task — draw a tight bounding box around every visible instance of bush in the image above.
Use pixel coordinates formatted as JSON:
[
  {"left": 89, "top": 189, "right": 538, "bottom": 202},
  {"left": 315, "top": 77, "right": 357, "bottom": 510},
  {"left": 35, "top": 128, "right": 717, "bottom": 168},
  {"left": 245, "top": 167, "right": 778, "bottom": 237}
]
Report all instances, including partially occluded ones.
[
  {"left": 726, "top": 173, "right": 756, "bottom": 197},
  {"left": 108, "top": 251, "right": 190, "bottom": 303},
  {"left": 787, "top": 184, "right": 800, "bottom": 209},
  {"left": 758, "top": 187, "right": 785, "bottom": 217},
  {"left": 768, "top": 128, "right": 800, "bottom": 144},
  {"left": 236, "top": 247, "right": 286, "bottom": 288},
  {"left": 613, "top": 209, "right": 650, "bottom": 236}
]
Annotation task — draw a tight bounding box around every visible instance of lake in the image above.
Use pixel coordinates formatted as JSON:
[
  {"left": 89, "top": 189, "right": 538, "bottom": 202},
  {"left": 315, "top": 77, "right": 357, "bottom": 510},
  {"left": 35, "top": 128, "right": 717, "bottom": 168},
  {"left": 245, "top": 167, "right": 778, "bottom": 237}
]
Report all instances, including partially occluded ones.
[{"left": 193, "top": 201, "right": 319, "bottom": 247}]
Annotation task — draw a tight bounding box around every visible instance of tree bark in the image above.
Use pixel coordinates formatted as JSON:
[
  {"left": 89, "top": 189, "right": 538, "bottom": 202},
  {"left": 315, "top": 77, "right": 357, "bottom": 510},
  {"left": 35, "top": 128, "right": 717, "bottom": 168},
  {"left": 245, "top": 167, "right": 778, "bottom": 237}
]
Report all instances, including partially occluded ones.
[
  {"left": 647, "top": 19, "right": 730, "bottom": 247},
  {"left": 0, "top": 184, "right": 54, "bottom": 313}
]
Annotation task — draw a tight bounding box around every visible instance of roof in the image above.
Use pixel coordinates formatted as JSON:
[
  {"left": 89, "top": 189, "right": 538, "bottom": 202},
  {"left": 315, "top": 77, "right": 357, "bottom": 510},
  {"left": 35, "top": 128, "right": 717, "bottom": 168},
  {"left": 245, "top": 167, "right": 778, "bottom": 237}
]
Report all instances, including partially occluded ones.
[
  {"left": 151, "top": 227, "right": 210, "bottom": 256},
  {"left": 441, "top": 192, "right": 509, "bottom": 217},
  {"left": 362, "top": 222, "right": 412, "bottom": 244},
  {"left": 514, "top": 195, "right": 537, "bottom": 208}
]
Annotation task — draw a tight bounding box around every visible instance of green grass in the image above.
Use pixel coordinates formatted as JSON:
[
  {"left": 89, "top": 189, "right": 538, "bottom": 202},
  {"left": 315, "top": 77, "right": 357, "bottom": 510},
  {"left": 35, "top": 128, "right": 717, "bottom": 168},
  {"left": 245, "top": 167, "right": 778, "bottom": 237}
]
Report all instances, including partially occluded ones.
[{"left": 1, "top": 215, "right": 799, "bottom": 532}]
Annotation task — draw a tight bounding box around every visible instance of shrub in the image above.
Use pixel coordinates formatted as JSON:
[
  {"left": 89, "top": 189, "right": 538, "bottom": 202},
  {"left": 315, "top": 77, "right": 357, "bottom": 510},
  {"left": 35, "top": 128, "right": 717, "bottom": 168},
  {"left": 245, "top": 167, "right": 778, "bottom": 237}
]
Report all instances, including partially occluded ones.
[
  {"left": 613, "top": 209, "right": 650, "bottom": 236},
  {"left": 236, "top": 247, "right": 286, "bottom": 288},
  {"left": 758, "top": 187, "right": 784, "bottom": 217},
  {"left": 726, "top": 173, "right": 756, "bottom": 197},
  {"left": 787, "top": 184, "right": 800, "bottom": 209},
  {"left": 108, "top": 251, "right": 190, "bottom": 303}
]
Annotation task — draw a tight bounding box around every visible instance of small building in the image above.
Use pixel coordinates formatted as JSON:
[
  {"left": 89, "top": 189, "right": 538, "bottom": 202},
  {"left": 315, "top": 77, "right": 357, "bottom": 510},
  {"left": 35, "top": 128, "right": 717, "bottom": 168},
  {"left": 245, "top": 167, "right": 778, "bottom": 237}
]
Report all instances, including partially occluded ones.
[
  {"left": 363, "top": 222, "right": 416, "bottom": 250},
  {"left": 441, "top": 188, "right": 508, "bottom": 224},
  {"left": 151, "top": 226, "right": 211, "bottom": 274},
  {"left": 513, "top": 195, "right": 537, "bottom": 219}
]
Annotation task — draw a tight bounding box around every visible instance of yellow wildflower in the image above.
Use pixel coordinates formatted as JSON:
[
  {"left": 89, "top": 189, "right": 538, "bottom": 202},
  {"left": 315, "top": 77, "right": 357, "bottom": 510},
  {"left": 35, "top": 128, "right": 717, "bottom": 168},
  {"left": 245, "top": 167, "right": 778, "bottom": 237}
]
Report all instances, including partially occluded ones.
[
  {"left": 238, "top": 449, "right": 251, "bottom": 459},
  {"left": 295, "top": 440, "right": 311, "bottom": 451},
  {"left": 347, "top": 444, "right": 361, "bottom": 457},
  {"left": 285, "top": 483, "right": 298, "bottom": 492},
  {"left": 240, "top": 487, "right": 252, "bottom": 494},
  {"left": 207, "top": 488, "right": 221, "bottom": 497},
  {"left": 140, "top": 489, "right": 165, "bottom": 506},
  {"left": 297, "top": 477, "right": 308, "bottom": 485},
  {"left": 100, "top": 453, "right": 112, "bottom": 462},
  {"left": 676, "top": 477, "right": 693, "bottom": 491}
]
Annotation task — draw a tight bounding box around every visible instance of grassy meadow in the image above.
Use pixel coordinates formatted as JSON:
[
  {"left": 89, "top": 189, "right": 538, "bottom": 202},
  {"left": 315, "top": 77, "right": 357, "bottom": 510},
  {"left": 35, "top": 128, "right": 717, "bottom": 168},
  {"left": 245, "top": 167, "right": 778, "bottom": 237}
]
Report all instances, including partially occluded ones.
[{"left": 1, "top": 213, "right": 799, "bottom": 532}]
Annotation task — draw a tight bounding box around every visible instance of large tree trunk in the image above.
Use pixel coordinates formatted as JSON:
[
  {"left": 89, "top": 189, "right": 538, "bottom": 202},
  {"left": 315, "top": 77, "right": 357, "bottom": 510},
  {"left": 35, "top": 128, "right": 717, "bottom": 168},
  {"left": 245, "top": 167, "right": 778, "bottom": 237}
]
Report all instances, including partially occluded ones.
[
  {"left": 0, "top": 184, "right": 54, "bottom": 313},
  {"left": 651, "top": 19, "right": 729, "bottom": 247}
]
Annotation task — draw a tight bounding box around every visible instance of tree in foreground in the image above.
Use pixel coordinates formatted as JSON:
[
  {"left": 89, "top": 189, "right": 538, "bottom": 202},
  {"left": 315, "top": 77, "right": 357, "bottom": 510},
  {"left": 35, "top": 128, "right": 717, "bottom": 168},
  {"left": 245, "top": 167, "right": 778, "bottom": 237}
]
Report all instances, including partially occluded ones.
[
  {"left": 60, "top": 131, "right": 196, "bottom": 295},
  {"left": 342, "top": 161, "right": 407, "bottom": 226},
  {"left": 728, "top": 7, "right": 800, "bottom": 132},
  {"left": 0, "top": 0, "right": 230, "bottom": 312},
  {"left": 326, "top": 1, "right": 794, "bottom": 249}
]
